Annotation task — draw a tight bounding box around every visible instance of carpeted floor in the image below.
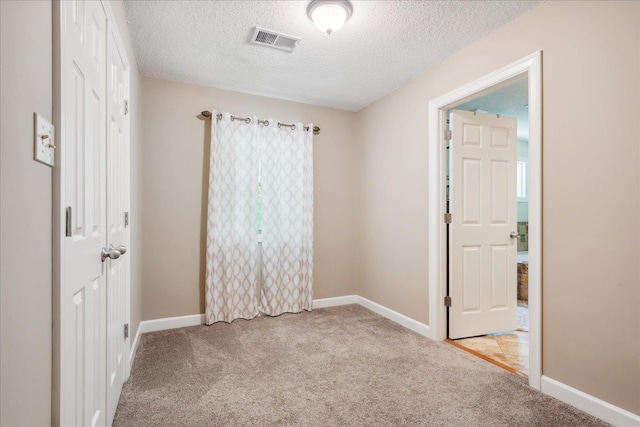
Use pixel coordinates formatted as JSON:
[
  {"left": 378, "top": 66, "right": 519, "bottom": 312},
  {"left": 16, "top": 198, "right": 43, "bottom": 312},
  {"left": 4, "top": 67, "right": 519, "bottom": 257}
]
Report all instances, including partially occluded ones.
[{"left": 114, "top": 304, "right": 608, "bottom": 426}]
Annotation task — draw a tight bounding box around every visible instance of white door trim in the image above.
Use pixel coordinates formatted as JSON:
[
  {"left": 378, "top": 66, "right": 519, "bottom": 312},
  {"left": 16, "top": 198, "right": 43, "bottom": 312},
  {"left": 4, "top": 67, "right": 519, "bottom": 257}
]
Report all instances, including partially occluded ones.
[{"left": 428, "top": 51, "right": 542, "bottom": 390}]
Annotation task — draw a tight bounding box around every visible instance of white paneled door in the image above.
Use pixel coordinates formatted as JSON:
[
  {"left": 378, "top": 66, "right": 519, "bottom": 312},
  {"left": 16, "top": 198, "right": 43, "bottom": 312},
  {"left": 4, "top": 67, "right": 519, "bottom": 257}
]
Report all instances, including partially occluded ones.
[
  {"left": 107, "top": 27, "right": 129, "bottom": 425},
  {"left": 57, "top": 1, "right": 130, "bottom": 426},
  {"left": 449, "top": 110, "right": 518, "bottom": 339},
  {"left": 106, "top": 25, "right": 130, "bottom": 427},
  {"left": 60, "top": 1, "right": 107, "bottom": 425}
]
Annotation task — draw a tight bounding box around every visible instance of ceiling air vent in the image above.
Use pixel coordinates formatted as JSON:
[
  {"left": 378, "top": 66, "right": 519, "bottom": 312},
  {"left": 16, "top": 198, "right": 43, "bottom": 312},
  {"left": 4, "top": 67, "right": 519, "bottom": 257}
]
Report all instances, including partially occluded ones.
[{"left": 251, "top": 27, "right": 300, "bottom": 53}]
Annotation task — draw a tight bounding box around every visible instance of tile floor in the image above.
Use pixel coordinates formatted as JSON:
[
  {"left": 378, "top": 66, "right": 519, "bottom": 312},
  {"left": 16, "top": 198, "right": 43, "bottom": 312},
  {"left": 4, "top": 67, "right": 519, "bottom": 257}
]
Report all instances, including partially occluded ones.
[{"left": 452, "top": 302, "right": 529, "bottom": 376}]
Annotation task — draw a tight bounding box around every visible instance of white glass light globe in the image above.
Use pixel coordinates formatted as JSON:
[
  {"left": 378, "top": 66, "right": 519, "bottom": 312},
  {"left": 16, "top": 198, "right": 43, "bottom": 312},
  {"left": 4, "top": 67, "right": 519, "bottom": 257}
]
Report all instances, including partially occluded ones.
[
  {"left": 307, "top": 1, "right": 353, "bottom": 35},
  {"left": 311, "top": 4, "right": 347, "bottom": 34}
]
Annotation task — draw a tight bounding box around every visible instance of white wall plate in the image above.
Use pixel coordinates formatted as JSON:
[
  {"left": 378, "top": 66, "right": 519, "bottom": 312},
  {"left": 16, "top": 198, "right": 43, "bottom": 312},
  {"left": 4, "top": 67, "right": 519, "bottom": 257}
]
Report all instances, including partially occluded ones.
[{"left": 34, "top": 112, "right": 55, "bottom": 167}]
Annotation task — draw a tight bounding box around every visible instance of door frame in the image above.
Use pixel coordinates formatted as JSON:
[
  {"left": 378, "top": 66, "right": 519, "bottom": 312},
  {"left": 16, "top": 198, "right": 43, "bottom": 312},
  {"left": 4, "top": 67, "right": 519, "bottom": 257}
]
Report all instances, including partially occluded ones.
[
  {"left": 52, "top": 0, "right": 131, "bottom": 423},
  {"left": 428, "top": 51, "right": 542, "bottom": 389}
]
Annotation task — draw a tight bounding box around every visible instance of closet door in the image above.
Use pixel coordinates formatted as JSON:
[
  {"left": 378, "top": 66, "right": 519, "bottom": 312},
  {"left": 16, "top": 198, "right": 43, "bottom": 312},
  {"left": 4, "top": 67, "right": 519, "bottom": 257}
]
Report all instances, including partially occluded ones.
[
  {"left": 105, "top": 24, "right": 130, "bottom": 427},
  {"left": 58, "top": 1, "right": 108, "bottom": 425},
  {"left": 56, "top": 2, "right": 130, "bottom": 426}
]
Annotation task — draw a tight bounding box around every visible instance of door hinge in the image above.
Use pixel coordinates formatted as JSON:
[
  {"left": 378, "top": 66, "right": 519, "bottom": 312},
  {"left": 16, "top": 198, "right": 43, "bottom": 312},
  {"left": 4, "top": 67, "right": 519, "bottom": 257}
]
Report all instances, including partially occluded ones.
[
  {"left": 444, "top": 212, "right": 452, "bottom": 224},
  {"left": 124, "top": 323, "right": 129, "bottom": 340},
  {"left": 444, "top": 295, "right": 452, "bottom": 307},
  {"left": 124, "top": 211, "right": 129, "bottom": 227},
  {"left": 65, "top": 206, "right": 72, "bottom": 237},
  {"left": 124, "top": 100, "right": 129, "bottom": 116},
  {"left": 444, "top": 129, "right": 452, "bottom": 141}
]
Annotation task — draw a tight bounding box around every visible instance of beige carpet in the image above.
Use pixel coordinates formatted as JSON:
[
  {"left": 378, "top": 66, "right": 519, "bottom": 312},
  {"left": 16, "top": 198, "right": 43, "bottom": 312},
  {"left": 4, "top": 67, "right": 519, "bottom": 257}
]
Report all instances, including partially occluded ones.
[{"left": 114, "top": 305, "right": 608, "bottom": 426}]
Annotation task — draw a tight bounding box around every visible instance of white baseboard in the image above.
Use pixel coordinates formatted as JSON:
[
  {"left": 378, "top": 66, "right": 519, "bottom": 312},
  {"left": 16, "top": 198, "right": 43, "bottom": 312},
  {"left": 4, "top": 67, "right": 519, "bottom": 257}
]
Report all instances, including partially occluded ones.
[
  {"left": 541, "top": 376, "right": 640, "bottom": 426},
  {"left": 313, "top": 295, "right": 359, "bottom": 308},
  {"left": 140, "top": 313, "right": 206, "bottom": 334},
  {"left": 355, "top": 296, "right": 433, "bottom": 339}
]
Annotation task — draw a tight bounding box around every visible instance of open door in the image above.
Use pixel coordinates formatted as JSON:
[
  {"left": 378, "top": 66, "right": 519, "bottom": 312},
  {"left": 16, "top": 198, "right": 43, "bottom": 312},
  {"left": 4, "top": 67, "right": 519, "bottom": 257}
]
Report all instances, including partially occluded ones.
[{"left": 448, "top": 110, "right": 518, "bottom": 339}]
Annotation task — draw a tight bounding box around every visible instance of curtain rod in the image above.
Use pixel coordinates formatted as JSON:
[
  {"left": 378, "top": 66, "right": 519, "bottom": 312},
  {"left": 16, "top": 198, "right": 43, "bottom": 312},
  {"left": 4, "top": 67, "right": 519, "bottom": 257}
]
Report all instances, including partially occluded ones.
[{"left": 201, "top": 111, "right": 320, "bottom": 135}]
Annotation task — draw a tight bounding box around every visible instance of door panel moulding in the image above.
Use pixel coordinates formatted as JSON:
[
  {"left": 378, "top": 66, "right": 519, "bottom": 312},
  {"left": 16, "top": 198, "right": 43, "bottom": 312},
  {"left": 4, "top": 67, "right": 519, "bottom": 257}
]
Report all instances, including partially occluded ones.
[{"left": 428, "top": 51, "right": 542, "bottom": 390}]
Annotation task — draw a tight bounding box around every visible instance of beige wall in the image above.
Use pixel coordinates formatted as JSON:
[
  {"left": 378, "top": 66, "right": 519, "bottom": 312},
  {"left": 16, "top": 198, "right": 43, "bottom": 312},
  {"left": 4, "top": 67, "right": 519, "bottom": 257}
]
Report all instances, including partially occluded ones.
[
  {"left": 140, "top": 77, "right": 358, "bottom": 320},
  {"left": 0, "top": 1, "right": 142, "bottom": 424},
  {"left": 0, "top": 1, "right": 53, "bottom": 424},
  {"left": 355, "top": 0, "right": 640, "bottom": 415}
]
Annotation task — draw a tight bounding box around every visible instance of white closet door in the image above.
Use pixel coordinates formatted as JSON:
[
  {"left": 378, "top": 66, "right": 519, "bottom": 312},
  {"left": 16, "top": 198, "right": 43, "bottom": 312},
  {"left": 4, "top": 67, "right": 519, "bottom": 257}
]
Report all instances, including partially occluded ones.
[
  {"left": 105, "top": 22, "right": 130, "bottom": 427},
  {"left": 449, "top": 110, "right": 518, "bottom": 339},
  {"left": 60, "top": 0, "right": 108, "bottom": 425},
  {"left": 57, "top": 2, "right": 131, "bottom": 426}
]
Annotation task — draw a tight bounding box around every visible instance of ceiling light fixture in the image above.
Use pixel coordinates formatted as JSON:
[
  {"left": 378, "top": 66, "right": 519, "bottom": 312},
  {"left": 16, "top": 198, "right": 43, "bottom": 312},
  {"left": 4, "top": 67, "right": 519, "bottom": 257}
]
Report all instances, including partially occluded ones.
[{"left": 307, "top": 0, "right": 353, "bottom": 35}]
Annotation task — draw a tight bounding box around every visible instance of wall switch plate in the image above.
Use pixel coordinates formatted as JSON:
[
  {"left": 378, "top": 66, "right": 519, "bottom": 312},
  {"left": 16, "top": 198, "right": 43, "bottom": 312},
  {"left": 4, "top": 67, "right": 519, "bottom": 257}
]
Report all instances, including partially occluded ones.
[{"left": 34, "top": 113, "right": 55, "bottom": 167}]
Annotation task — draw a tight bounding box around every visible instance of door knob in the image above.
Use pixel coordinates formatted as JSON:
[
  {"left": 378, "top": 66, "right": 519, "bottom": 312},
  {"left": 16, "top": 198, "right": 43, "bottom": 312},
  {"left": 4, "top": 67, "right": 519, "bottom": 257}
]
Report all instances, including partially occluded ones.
[
  {"left": 116, "top": 245, "right": 127, "bottom": 255},
  {"left": 510, "top": 232, "right": 521, "bottom": 239},
  {"left": 101, "top": 245, "right": 121, "bottom": 262}
]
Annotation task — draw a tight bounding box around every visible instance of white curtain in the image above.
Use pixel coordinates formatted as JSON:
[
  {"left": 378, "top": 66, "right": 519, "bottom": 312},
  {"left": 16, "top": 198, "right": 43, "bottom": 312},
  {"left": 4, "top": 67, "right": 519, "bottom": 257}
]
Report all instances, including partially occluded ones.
[
  {"left": 259, "top": 121, "right": 314, "bottom": 315},
  {"left": 205, "top": 111, "right": 260, "bottom": 324},
  {"left": 205, "top": 111, "right": 314, "bottom": 324}
]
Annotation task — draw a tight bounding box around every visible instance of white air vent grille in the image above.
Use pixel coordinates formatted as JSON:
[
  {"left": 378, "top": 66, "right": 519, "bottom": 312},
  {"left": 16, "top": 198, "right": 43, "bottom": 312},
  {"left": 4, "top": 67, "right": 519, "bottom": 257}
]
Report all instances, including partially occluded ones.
[
  {"left": 255, "top": 30, "right": 278, "bottom": 45},
  {"left": 251, "top": 27, "right": 300, "bottom": 52}
]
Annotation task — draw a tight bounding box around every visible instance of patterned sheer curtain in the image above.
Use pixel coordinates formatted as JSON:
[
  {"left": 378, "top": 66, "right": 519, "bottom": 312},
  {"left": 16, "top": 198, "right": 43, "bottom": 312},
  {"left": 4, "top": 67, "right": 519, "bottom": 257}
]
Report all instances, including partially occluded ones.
[
  {"left": 260, "top": 121, "right": 314, "bottom": 315},
  {"left": 205, "top": 111, "right": 260, "bottom": 324}
]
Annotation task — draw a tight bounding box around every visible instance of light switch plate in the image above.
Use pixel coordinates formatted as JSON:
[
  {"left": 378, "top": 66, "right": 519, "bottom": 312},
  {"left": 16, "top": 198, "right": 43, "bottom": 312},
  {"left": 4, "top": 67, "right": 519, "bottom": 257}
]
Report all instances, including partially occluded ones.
[{"left": 34, "top": 113, "right": 55, "bottom": 167}]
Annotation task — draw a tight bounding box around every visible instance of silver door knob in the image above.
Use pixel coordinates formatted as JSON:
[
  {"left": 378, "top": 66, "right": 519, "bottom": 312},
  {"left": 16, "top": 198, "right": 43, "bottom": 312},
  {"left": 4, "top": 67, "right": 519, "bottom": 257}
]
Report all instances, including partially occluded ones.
[
  {"left": 510, "top": 232, "right": 521, "bottom": 239},
  {"left": 116, "top": 245, "right": 127, "bottom": 255},
  {"left": 101, "top": 245, "right": 121, "bottom": 262}
]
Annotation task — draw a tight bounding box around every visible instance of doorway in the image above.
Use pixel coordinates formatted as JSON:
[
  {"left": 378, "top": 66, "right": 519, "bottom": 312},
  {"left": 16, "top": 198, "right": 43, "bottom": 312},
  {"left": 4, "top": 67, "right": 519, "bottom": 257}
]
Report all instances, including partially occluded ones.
[
  {"left": 427, "top": 52, "right": 541, "bottom": 389},
  {"left": 445, "top": 77, "right": 530, "bottom": 376}
]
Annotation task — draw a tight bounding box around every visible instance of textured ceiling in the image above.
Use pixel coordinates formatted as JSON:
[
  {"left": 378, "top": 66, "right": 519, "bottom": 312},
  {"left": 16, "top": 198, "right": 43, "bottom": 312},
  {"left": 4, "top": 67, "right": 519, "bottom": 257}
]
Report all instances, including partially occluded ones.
[{"left": 124, "top": 0, "right": 541, "bottom": 112}]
